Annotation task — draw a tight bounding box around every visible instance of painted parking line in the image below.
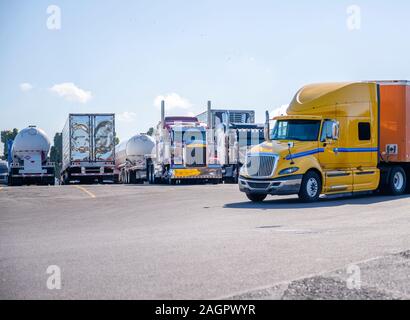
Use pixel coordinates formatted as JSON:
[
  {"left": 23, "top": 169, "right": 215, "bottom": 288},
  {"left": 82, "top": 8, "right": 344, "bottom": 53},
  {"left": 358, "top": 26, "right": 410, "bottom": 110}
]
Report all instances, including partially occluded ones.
[{"left": 74, "top": 185, "right": 96, "bottom": 199}]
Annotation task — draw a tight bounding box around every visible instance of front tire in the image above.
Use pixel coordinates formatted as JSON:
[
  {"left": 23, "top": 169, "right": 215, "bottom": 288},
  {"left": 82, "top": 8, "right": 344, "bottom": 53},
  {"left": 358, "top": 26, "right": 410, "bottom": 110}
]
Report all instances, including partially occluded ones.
[
  {"left": 246, "top": 193, "right": 267, "bottom": 202},
  {"left": 298, "top": 171, "right": 322, "bottom": 202}
]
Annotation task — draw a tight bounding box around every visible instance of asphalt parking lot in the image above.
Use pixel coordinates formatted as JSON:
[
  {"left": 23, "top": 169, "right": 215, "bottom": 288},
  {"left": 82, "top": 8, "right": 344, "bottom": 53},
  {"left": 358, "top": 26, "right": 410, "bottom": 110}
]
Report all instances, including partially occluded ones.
[{"left": 0, "top": 184, "right": 409, "bottom": 299}]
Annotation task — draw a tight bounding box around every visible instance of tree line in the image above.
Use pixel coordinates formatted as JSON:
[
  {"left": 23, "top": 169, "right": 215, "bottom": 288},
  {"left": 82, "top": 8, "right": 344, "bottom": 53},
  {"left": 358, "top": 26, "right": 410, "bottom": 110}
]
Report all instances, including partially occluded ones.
[{"left": 1, "top": 127, "right": 155, "bottom": 169}]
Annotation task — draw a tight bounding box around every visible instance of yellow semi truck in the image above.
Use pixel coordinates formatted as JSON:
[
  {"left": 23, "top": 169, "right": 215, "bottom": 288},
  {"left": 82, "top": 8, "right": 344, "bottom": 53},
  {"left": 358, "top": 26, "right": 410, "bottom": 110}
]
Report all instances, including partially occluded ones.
[{"left": 239, "top": 81, "right": 410, "bottom": 202}]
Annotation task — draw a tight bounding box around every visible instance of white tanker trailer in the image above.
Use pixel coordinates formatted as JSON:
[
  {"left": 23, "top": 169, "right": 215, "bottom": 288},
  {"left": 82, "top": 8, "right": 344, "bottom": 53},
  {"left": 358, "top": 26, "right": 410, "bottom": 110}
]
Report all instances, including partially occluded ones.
[
  {"left": 115, "top": 134, "right": 155, "bottom": 184},
  {"left": 8, "top": 126, "right": 55, "bottom": 186}
]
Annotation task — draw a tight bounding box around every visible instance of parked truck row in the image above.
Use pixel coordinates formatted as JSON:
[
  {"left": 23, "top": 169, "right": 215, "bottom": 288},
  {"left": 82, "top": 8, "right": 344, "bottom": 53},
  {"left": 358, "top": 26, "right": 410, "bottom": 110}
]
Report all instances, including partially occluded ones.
[
  {"left": 4, "top": 101, "right": 264, "bottom": 186},
  {"left": 4, "top": 80, "right": 410, "bottom": 204}
]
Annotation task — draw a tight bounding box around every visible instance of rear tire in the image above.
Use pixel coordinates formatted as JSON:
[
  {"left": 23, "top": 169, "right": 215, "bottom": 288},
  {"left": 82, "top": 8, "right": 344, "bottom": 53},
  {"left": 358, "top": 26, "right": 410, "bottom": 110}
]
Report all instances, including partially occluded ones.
[
  {"left": 148, "top": 164, "right": 156, "bottom": 184},
  {"left": 298, "top": 171, "right": 322, "bottom": 203},
  {"left": 246, "top": 193, "right": 267, "bottom": 202},
  {"left": 386, "top": 166, "right": 406, "bottom": 195},
  {"left": 13, "top": 178, "right": 23, "bottom": 186},
  {"left": 129, "top": 171, "right": 137, "bottom": 184},
  {"left": 167, "top": 176, "right": 176, "bottom": 185}
]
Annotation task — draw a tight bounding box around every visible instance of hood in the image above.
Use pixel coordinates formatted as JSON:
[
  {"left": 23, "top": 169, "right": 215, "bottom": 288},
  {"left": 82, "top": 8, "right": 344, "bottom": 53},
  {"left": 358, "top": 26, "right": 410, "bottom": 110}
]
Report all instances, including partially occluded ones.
[
  {"left": 248, "top": 140, "right": 288, "bottom": 156},
  {"left": 248, "top": 140, "right": 320, "bottom": 161}
]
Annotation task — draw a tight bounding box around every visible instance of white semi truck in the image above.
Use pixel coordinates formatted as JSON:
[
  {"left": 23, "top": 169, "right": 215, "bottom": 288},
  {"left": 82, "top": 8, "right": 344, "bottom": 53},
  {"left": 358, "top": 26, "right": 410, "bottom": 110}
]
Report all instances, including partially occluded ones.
[
  {"left": 197, "top": 104, "right": 265, "bottom": 183},
  {"left": 146, "top": 101, "right": 222, "bottom": 184},
  {"left": 8, "top": 126, "right": 55, "bottom": 186},
  {"left": 61, "top": 114, "right": 117, "bottom": 184},
  {"left": 115, "top": 134, "right": 155, "bottom": 184}
]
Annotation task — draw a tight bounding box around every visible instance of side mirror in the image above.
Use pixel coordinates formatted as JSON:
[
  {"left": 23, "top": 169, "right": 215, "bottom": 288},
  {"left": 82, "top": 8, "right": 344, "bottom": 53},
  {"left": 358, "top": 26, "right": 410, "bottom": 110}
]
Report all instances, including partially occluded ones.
[{"left": 331, "top": 122, "right": 340, "bottom": 140}]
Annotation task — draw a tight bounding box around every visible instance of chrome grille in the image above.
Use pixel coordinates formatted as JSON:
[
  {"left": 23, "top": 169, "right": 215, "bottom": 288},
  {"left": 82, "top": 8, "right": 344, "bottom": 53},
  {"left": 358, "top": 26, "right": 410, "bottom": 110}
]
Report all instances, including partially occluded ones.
[
  {"left": 246, "top": 155, "right": 277, "bottom": 178},
  {"left": 248, "top": 182, "right": 270, "bottom": 189}
]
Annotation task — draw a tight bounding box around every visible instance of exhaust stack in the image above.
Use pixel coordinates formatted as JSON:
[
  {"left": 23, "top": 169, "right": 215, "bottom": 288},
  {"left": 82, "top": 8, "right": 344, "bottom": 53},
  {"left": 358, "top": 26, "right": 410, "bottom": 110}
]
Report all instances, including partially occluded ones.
[
  {"left": 264, "top": 110, "right": 271, "bottom": 142},
  {"left": 161, "top": 100, "right": 165, "bottom": 129},
  {"left": 207, "top": 101, "right": 212, "bottom": 129}
]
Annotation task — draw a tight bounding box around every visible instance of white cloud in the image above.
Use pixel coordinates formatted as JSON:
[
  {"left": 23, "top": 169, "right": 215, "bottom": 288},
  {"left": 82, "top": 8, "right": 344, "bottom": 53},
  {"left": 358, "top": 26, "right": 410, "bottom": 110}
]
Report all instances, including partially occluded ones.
[
  {"left": 20, "top": 83, "right": 33, "bottom": 92},
  {"left": 154, "top": 93, "right": 192, "bottom": 110},
  {"left": 50, "top": 82, "right": 92, "bottom": 104},
  {"left": 270, "top": 104, "right": 289, "bottom": 118},
  {"left": 117, "top": 111, "right": 137, "bottom": 123}
]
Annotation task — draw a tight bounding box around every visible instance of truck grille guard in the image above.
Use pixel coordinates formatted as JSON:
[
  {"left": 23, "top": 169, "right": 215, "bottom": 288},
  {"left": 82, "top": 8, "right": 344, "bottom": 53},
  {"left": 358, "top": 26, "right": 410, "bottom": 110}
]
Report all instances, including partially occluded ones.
[{"left": 244, "top": 153, "right": 279, "bottom": 179}]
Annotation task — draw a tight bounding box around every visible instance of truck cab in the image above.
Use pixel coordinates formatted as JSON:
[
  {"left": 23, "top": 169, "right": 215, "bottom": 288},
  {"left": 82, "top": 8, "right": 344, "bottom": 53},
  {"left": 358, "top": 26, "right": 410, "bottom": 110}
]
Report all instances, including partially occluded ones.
[
  {"left": 197, "top": 105, "right": 264, "bottom": 183},
  {"left": 239, "top": 82, "right": 408, "bottom": 202},
  {"left": 147, "top": 101, "right": 222, "bottom": 184}
]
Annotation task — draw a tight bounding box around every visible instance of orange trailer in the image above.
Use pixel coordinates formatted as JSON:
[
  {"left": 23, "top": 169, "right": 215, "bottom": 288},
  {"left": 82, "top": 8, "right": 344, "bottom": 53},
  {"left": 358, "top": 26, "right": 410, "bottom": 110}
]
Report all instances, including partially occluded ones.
[{"left": 378, "top": 81, "right": 410, "bottom": 163}]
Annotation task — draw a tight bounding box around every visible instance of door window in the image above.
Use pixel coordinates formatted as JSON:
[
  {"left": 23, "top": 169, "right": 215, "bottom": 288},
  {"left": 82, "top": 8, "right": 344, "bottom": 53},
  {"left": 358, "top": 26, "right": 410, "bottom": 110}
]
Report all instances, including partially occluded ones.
[
  {"left": 320, "top": 120, "right": 335, "bottom": 142},
  {"left": 358, "top": 122, "right": 371, "bottom": 141}
]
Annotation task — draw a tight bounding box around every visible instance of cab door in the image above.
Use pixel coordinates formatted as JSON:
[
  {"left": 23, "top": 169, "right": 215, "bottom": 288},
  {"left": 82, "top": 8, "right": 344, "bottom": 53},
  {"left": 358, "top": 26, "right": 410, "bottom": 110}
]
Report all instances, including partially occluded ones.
[
  {"left": 351, "top": 120, "right": 380, "bottom": 191},
  {"left": 318, "top": 119, "right": 353, "bottom": 194}
]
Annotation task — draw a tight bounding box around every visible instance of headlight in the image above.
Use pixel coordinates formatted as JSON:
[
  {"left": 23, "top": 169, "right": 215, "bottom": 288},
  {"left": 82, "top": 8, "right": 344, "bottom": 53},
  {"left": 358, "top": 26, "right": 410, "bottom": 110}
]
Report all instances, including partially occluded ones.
[
  {"left": 279, "top": 167, "right": 299, "bottom": 175},
  {"left": 239, "top": 165, "right": 246, "bottom": 176}
]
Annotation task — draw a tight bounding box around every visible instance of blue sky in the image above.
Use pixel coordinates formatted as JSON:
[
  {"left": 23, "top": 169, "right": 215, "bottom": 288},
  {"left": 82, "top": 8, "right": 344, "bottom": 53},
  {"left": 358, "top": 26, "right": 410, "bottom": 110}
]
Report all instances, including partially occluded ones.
[{"left": 1, "top": 0, "right": 409, "bottom": 153}]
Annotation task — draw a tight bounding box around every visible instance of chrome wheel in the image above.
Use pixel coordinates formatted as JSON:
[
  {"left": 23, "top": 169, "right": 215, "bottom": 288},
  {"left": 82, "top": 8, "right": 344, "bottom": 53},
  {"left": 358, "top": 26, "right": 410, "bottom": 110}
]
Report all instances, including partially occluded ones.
[
  {"left": 393, "top": 171, "right": 404, "bottom": 191},
  {"left": 299, "top": 171, "right": 322, "bottom": 202},
  {"left": 306, "top": 177, "right": 319, "bottom": 197}
]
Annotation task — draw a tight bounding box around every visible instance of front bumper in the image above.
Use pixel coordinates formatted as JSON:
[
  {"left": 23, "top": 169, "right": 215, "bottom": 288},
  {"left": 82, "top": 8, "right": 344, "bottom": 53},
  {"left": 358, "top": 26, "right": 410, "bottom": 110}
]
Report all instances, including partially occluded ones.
[
  {"left": 239, "top": 175, "right": 303, "bottom": 195},
  {"left": 170, "top": 166, "right": 222, "bottom": 180}
]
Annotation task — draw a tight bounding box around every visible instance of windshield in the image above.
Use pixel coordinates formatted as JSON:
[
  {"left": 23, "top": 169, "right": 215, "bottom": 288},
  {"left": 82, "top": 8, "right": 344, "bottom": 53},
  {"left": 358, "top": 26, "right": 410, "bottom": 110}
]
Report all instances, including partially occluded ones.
[
  {"left": 172, "top": 128, "right": 206, "bottom": 145},
  {"left": 236, "top": 130, "right": 265, "bottom": 148},
  {"left": 271, "top": 120, "right": 321, "bottom": 141}
]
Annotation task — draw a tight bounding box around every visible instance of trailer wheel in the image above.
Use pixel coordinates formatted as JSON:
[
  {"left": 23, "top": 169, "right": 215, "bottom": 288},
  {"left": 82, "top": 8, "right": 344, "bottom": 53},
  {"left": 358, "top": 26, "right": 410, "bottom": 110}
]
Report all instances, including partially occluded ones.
[
  {"left": 246, "top": 193, "right": 267, "bottom": 202},
  {"left": 147, "top": 165, "right": 152, "bottom": 184},
  {"left": 12, "top": 177, "right": 22, "bottom": 187},
  {"left": 127, "top": 171, "right": 131, "bottom": 184},
  {"left": 8, "top": 175, "right": 13, "bottom": 186},
  {"left": 63, "top": 175, "right": 70, "bottom": 185},
  {"left": 298, "top": 171, "right": 321, "bottom": 202},
  {"left": 387, "top": 166, "right": 406, "bottom": 195},
  {"left": 148, "top": 164, "right": 155, "bottom": 184},
  {"left": 129, "top": 171, "right": 137, "bottom": 184}
]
